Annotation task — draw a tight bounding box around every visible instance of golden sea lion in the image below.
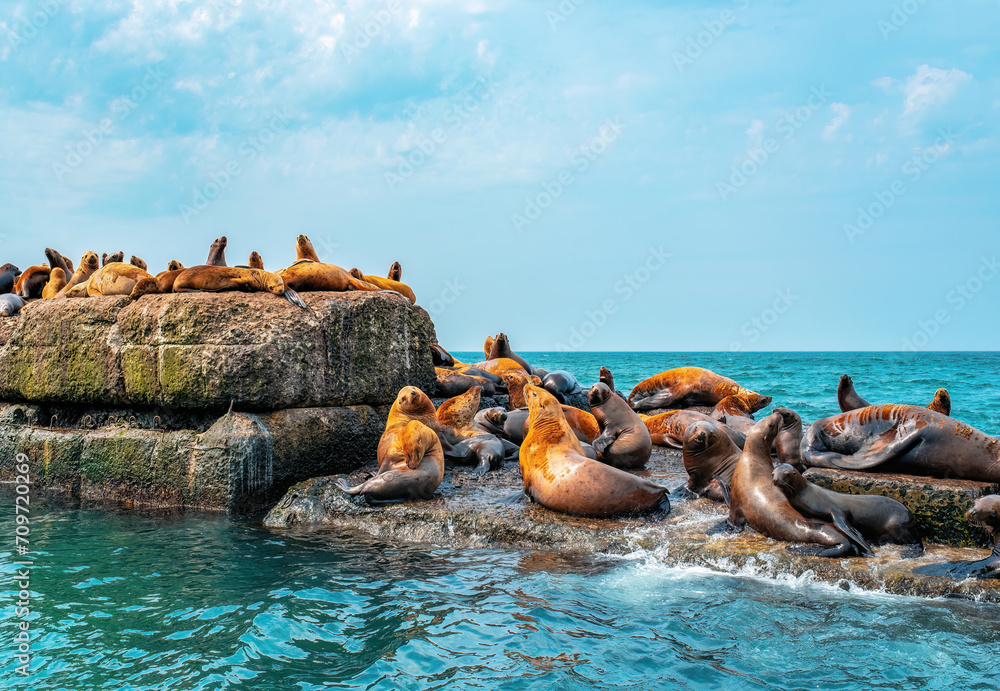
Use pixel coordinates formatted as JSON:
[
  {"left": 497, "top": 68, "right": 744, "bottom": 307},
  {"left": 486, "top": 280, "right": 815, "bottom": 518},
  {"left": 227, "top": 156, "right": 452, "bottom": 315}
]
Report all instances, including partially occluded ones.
[
  {"left": 437, "top": 386, "right": 482, "bottom": 434},
  {"left": 155, "top": 269, "right": 183, "bottom": 293},
  {"left": 278, "top": 261, "right": 383, "bottom": 294},
  {"left": 502, "top": 370, "right": 543, "bottom": 408},
  {"left": 483, "top": 336, "right": 494, "bottom": 360},
  {"left": 85, "top": 262, "right": 158, "bottom": 299},
  {"left": 628, "top": 367, "right": 771, "bottom": 413},
  {"left": 295, "top": 234, "right": 321, "bottom": 262},
  {"left": 519, "top": 385, "right": 669, "bottom": 518},
  {"left": 335, "top": 420, "right": 445, "bottom": 501},
  {"left": 473, "top": 357, "right": 529, "bottom": 379},
  {"left": 167, "top": 260, "right": 185, "bottom": 272},
  {"left": 173, "top": 266, "right": 307, "bottom": 307},
  {"left": 348, "top": 267, "right": 416, "bottom": 303},
  {"left": 59, "top": 251, "right": 100, "bottom": 296},
  {"left": 487, "top": 333, "right": 535, "bottom": 374},
  {"left": 41, "top": 268, "right": 67, "bottom": 299}
]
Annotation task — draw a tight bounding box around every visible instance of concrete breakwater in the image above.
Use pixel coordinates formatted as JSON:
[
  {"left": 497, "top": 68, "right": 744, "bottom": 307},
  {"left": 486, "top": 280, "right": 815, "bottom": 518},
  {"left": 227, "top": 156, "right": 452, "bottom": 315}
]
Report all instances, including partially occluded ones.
[{"left": 0, "top": 291, "right": 436, "bottom": 514}]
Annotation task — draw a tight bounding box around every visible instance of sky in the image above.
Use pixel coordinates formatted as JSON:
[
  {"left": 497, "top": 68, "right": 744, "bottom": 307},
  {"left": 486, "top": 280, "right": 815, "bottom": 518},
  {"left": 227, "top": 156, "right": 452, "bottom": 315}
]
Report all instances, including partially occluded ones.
[{"left": 1, "top": 0, "right": 998, "bottom": 352}]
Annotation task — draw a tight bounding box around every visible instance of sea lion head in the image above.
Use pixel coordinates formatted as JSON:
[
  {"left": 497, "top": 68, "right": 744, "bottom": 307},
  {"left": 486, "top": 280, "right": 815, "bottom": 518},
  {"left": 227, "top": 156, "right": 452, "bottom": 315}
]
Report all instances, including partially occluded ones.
[
  {"left": 599, "top": 367, "right": 614, "bottom": 390},
  {"left": 742, "top": 392, "right": 772, "bottom": 413},
  {"left": 167, "top": 260, "right": 184, "bottom": 272},
  {"left": 929, "top": 388, "right": 951, "bottom": 416},
  {"left": 773, "top": 407, "right": 801, "bottom": 430},
  {"left": 247, "top": 252, "right": 264, "bottom": 270},
  {"left": 395, "top": 386, "right": 435, "bottom": 417},
  {"left": 588, "top": 382, "right": 614, "bottom": 408},
  {"left": 682, "top": 421, "right": 736, "bottom": 493},
  {"left": 524, "top": 383, "right": 563, "bottom": 418},
  {"left": 81, "top": 251, "right": 99, "bottom": 271},
  {"left": 349, "top": 268, "right": 365, "bottom": 280},
  {"left": 772, "top": 463, "right": 807, "bottom": 497},
  {"left": 0, "top": 264, "right": 21, "bottom": 276},
  {"left": 484, "top": 407, "right": 507, "bottom": 426},
  {"left": 388, "top": 262, "right": 402, "bottom": 281},
  {"left": 130, "top": 256, "right": 148, "bottom": 271},
  {"left": 747, "top": 412, "right": 783, "bottom": 451},
  {"left": 501, "top": 371, "right": 534, "bottom": 407},
  {"left": 967, "top": 495, "right": 1000, "bottom": 536}
]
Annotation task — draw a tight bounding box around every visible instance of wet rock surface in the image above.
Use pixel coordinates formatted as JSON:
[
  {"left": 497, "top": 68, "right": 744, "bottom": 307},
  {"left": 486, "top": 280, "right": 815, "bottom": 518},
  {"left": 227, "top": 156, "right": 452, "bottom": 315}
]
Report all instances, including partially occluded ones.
[{"left": 265, "top": 448, "right": 1000, "bottom": 602}]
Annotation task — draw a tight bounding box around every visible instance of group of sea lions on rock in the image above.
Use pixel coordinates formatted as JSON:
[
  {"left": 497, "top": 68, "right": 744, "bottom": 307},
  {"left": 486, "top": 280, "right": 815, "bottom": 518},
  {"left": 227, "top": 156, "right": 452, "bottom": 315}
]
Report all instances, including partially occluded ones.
[
  {"left": 0, "top": 235, "right": 417, "bottom": 317},
  {"left": 341, "top": 352, "right": 1000, "bottom": 577}
]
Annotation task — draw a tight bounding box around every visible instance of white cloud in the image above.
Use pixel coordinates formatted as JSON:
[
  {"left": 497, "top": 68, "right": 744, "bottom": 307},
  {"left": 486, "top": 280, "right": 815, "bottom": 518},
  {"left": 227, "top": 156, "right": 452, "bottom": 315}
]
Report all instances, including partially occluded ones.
[
  {"left": 823, "top": 102, "right": 851, "bottom": 139},
  {"left": 901, "top": 64, "right": 972, "bottom": 116}
]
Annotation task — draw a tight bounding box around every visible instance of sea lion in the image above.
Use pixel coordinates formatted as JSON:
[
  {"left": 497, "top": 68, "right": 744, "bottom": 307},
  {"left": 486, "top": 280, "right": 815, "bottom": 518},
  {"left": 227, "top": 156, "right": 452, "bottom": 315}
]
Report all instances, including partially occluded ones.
[
  {"left": 436, "top": 367, "right": 486, "bottom": 398},
  {"left": 727, "top": 413, "right": 867, "bottom": 557},
  {"left": 84, "top": 263, "right": 158, "bottom": 299},
  {"left": 772, "top": 463, "right": 920, "bottom": 549},
  {"left": 388, "top": 262, "right": 402, "bottom": 281},
  {"left": 44, "top": 248, "right": 72, "bottom": 277},
  {"left": 522, "top": 404, "right": 600, "bottom": 445},
  {"left": 295, "top": 234, "right": 321, "bottom": 262},
  {"left": 643, "top": 409, "right": 745, "bottom": 449},
  {"left": 773, "top": 407, "right": 804, "bottom": 468},
  {"left": 473, "top": 407, "right": 516, "bottom": 438},
  {"left": 247, "top": 252, "right": 264, "bottom": 270},
  {"left": 519, "top": 384, "right": 670, "bottom": 518},
  {"left": 103, "top": 251, "right": 124, "bottom": 266},
  {"left": 682, "top": 421, "right": 741, "bottom": 502},
  {"left": 41, "top": 268, "right": 67, "bottom": 299},
  {"left": 0, "top": 264, "right": 22, "bottom": 295},
  {"left": 335, "top": 420, "right": 445, "bottom": 501},
  {"left": 473, "top": 357, "right": 530, "bottom": 379},
  {"left": 483, "top": 336, "right": 494, "bottom": 360},
  {"left": 0, "top": 293, "right": 25, "bottom": 317},
  {"left": 628, "top": 367, "right": 770, "bottom": 413},
  {"left": 206, "top": 237, "right": 228, "bottom": 267},
  {"left": 130, "top": 256, "right": 148, "bottom": 271},
  {"left": 348, "top": 268, "right": 416, "bottom": 303},
  {"left": 155, "top": 269, "right": 183, "bottom": 293},
  {"left": 431, "top": 343, "right": 458, "bottom": 367},
  {"left": 966, "top": 495, "right": 1000, "bottom": 579},
  {"left": 802, "top": 405, "right": 1000, "bottom": 483},
  {"left": 436, "top": 386, "right": 511, "bottom": 475},
  {"left": 599, "top": 367, "right": 615, "bottom": 391},
  {"left": 60, "top": 251, "right": 100, "bottom": 295},
  {"left": 838, "top": 375, "right": 951, "bottom": 416},
  {"left": 277, "top": 260, "right": 381, "bottom": 294},
  {"left": 542, "top": 371, "right": 582, "bottom": 404},
  {"left": 173, "top": 266, "right": 307, "bottom": 308},
  {"left": 16, "top": 265, "right": 51, "bottom": 299},
  {"left": 167, "top": 260, "right": 185, "bottom": 272},
  {"left": 487, "top": 333, "right": 535, "bottom": 375},
  {"left": 589, "top": 383, "right": 652, "bottom": 470},
  {"left": 501, "top": 370, "right": 540, "bottom": 409}
]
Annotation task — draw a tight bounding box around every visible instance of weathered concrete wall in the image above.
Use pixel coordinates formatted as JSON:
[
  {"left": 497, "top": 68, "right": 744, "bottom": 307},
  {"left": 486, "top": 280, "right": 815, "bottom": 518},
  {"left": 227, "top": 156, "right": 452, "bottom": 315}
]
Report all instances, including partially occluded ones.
[{"left": 0, "top": 291, "right": 436, "bottom": 410}]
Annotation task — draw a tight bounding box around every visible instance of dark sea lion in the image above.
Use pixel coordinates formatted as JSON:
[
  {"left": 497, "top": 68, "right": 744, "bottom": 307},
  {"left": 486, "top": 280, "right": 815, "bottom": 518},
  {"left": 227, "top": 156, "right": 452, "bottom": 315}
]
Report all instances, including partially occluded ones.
[
  {"left": 103, "top": 251, "right": 124, "bottom": 266},
  {"left": 16, "top": 265, "right": 51, "bottom": 299},
  {"left": 773, "top": 407, "right": 804, "bottom": 468},
  {"left": 589, "top": 383, "right": 652, "bottom": 470},
  {"left": 129, "top": 256, "right": 148, "bottom": 271},
  {"left": 728, "top": 413, "right": 866, "bottom": 557},
  {"left": 542, "top": 370, "right": 582, "bottom": 404},
  {"left": 467, "top": 375, "right": 497, "bottom": 397},
  {"left": 206, "top": 237, "right": 228, "bottom": 267},
  {"left": 348, "top": 268, "right": 416, "bottom": 303},
  {"left": 295, "top": 234, "right": 321, "bottom": 262},
  {"left": 452, "top": 364, "right": 503, "bottom": 386},
  {"left": 173, "top": 266, "right": 307, "bottom": 308},
  {"left": 436, "top": 367, "right": 485, "bottom": 398},
  {"left": 167, "top": 260, "right": 185, "bottom": 272},
  {"left": 60, "top": 251, "right": 100, "bottom": 295},
  {"left": 487, "top": 333, "right": 535, "bottom": 375},
  {"left": 599, "top": 367, "right": 615, "bottom": 391},
  {"left": 247, "top": 252, "right": 264, "bottom": 270},
  {"left": 44, "top": 248, "right": 71, "bottom": 276},
  {"left": 0, "top": 264, "right": 22, "bottom": 294},
  {"left": 473, "top": 407, "right": 527, "bottom": 444},
  {"left": 772, "top": 463, "right": 920, "bottom": 550},
  {"left": 682, "top": 420, "right": 741, "bottom": 502},
  {"left": 42, "top": 268, "right": 67, "bottom": 299},
  {"left": 0, "top": 293, "right": 26, "bottom": 317},
  {"left": 838, "top": 374, "right": 952, "bottom": 416},
  {"left": 520, "top": 385, "right": 669, "bottom": 518},
  {"left": 336, "top": 420, "right": 445, "bottom": 501},
  {"left": 802, "top": 405, "right": 1000, "bottom": 483},
  {"left": 628, "top": 367, "right": 770, "bottom": 413},
  {"left": 643, "top": 409, "right": 745, "bottom": 449},
  {"left": 388, "top": 261, "right": 402, "bottom": 281},
  {"left": 85, "top": 263, "right": 159, "bottom": 299},
  {"left": 431, "top": 343, "right": 457, "bottom": 367},
  {"left": 966, "top": 496, "right": 1000, "bottom": 579}
]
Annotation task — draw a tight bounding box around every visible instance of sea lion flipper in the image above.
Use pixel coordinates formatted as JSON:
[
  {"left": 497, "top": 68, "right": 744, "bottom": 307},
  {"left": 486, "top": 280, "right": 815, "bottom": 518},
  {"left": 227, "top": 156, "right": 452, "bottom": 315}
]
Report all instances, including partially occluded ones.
[
  {"left": 283, "top": 288, "right": 307, "bottom": 309},
  {"left": 499, "top": 491, "right": 530, "bottom": 505},
  {"left": 714, "top": 475, "right": 732, "bottom": 509},
  {"left": 830, "top": 433, "right": 923, "bottom": 471},
  {"left": 334, "top": 477, "right": 365, "bottom": 495},
  {"left": 830, "top": 512, "right": 874, "bottom": 557}
]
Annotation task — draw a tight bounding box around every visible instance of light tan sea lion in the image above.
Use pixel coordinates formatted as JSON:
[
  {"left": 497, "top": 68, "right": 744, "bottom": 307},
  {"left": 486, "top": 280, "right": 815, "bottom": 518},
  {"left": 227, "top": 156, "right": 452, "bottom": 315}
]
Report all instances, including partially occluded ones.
[
  {"left": 41, "top": 268, "right": 66, "bottom": 299},
  {"left": 155, "top": 269, "right": 183, "bottom": 293},
  {"left": 85, "top": 262, "right": 158, "bottom": 299},
  {"left": 59, "top": 251, "right": 100, "bottom": 296},
  {"left": 473, "top": 358, "right": 530, "bottom": 379},
  {"left": 483, "top": 336, "right": 494, "bottom": 360},
  {"left": 173, "top": 266, "right": 307, "bottom": 307},
  {"left": 348, "top": 267, "right": 416, "bottom": 303},
  {"left": 295, "top": 234, "right": 321, "bottom": 262}
]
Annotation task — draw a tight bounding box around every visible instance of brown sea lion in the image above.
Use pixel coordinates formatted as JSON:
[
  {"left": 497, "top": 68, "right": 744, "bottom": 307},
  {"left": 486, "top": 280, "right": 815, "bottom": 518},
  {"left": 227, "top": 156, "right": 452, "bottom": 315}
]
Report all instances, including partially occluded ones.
[
  {"left": 155, "top": 269, "right": 183, "bottom": 293},
  {"left": 628, "top": 367, "right": 770, "bottom": 413},
  {"left": 682, "top": 420, "right": 741, "bottom": 502},
  {"left": 295, "top": 234, "right": 321, "bottom": 262},
  {"left": 772, "top": 463, "right": 920, "bottom": 550},
  {"left": 173, "top": 266, "right": 307, "bottom": 308},
  {"left": 103, "top": 251, "right": 124, "bottom": 266},
  {"left": 0, "top": 264, "right": 21, "bottom": 295},
  {"left": 85, "top": 263, "right": 159, "bottom": 299},
  {"left": 277, "top": 261, "right": 381, "bottom": 294},
  {"left": 388, "top": 262, "right": 402, "bottom": 281},
  {"left": 487, "top": 333, "right": 535, "bottom": 374},
  {"left": 436, "top": 367, "right": 485, "bottom": 398},
  {"left": 802, "top": 405, "right": 1000, "bottom": 483},
  {"left": 167, "top": 260, "right": 185, "bottom": 272},
  {"left": 431, "top": 343, "right": 458, "bottom": 367},
  {"left": 335, "top": 420, "right": 444, "bottom": 501},
  {"left": 41, "top": 268, "right": 67, "bottom": 299},
  {"left": 16, "top": 265, "right": 51, "bottom": 299},
  {"left": 727, "top": 413, "right": 866, "bottom": 557},
  {"left": 44, "top": 248, "right": 72, "bottom": 277},
  {"left": 589, "top": 383, "right": 652, "bottom": 470},
  {"left": 206, "top": 237, "right": 228, "bottom": 267},
  {"left": 643, "top": 409, "right": 745, "bottom": 449},
  {"left": 838, "top": 375, "right": 951, "bottom": 416},
  {"left": 60, "top": 251, "right": 100, "bottom": 295},
  {"left": 773, "top": 407, "right": 804, "bottom": 468},
  {"left": 599, "top": 367, "right": 615, "bottom": 391},
  {"left": 247, "top": 252, "right": 264, "bottom": 270},
  {"left": 130, "top": 256, "right": 148, "bottom": 271},
  {"left": 519, "top": 384, "right": 670, "bottom": 518},
  {"left": 348, "top": 268, "right": 416, "bottom": 303},
  {"left": 966, "top": 496, "right": 1000, "bottom": 579}
]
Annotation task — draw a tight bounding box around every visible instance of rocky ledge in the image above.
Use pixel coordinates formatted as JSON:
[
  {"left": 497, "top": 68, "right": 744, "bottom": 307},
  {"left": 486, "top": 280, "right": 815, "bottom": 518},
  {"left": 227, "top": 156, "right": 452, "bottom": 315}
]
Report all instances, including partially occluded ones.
[{"left": 264, "top": 449, "right": 1000, "bottom": 602}]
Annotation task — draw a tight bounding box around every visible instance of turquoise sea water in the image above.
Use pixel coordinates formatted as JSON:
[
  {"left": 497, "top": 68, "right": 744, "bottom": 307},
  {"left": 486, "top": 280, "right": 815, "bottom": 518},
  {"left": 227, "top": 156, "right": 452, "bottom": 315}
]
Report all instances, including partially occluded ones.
[{"left": 4, "top": 353, "right": 1000, "bottom": 689}]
